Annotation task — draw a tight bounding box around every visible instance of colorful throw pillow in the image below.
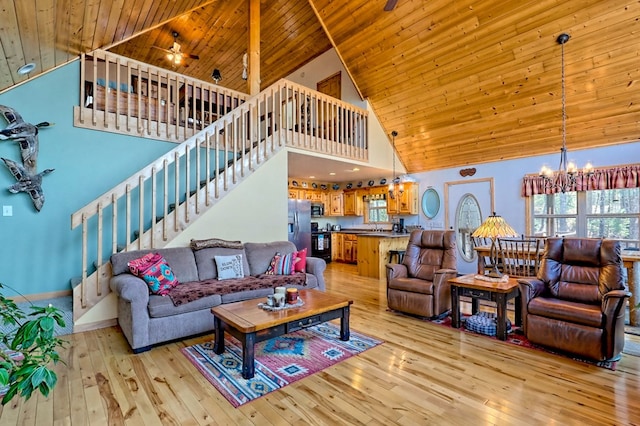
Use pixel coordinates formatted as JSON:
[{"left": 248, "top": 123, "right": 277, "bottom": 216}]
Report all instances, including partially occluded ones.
[
  {"left": 265, "top": 252, "right": 298, "bottom": 275},
  {"left": 214, "top": 254, "right": 245, "bottom": 280},
  {"left": 294, "top": 248, "right": 307, "bottom": 273},
  {"left": 128, "top": 253, "right": 179, "bottom": 295}
]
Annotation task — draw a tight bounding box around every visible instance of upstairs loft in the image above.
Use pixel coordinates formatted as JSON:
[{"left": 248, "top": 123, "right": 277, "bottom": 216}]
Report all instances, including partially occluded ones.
[{"left": 74, "top": 49, "right": 370, "bottom": 161}]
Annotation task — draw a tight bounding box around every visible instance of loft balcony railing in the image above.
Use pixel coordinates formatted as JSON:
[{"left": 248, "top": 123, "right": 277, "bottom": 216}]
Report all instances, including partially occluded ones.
[{"left": 74, "top": 50, "right": 249, "bottom": 142}]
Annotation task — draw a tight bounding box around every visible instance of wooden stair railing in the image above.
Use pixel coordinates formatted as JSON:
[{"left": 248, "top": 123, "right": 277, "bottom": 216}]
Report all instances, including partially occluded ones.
[{"left": 70, "top": 77, "right": 369, "bottom": 328}]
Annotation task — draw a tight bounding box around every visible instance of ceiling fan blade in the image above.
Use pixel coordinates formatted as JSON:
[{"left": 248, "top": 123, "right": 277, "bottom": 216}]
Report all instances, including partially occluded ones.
[
  {"left": 185, "top": 53, "right": 200, "bottom": 60},
  {"left": 384, "top": 0, "right": 398, "bottom": 11},
  {"left": 152, "top": 45, "right": 173, "bottom": 55}
]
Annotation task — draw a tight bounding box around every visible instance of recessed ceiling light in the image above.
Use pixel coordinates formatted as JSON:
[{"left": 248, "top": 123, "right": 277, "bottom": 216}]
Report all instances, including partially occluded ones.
[
  {"left": 17, "top": 63, "right": 36, "bottom": 75},
  {"left": 353, "top": 168, "right": 360, "bottom": 171},
  {"left": 329, "top": 172, "right": 336, "bottom": 176},
  {"left": 309, "top": 175, "right": 315, "bottom": 179}
]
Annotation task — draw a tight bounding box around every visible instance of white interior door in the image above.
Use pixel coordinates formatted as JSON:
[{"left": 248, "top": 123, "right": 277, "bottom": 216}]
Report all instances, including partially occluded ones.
[{"left": 444, "top": 178, "right": 494, "bottom": 274}]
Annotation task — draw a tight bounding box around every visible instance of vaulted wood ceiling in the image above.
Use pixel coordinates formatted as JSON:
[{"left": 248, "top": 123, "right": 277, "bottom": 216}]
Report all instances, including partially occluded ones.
[{"left": 2, "top": 0, "right": 639, "bottom": 173}]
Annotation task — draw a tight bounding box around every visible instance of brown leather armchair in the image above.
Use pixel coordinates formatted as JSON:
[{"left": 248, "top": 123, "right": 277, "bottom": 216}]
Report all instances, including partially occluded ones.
[
  {"left": 518, "top": 237, "right": 631, "bottom": 362},
  {"left": 386, "top": 230, "right": 457, "bottom": 318}
]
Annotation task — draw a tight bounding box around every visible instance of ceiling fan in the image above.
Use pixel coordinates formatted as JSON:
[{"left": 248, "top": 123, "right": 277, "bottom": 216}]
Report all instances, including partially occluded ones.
[{"left": 152, "top": 31, "right": 199, "bottom": 66}]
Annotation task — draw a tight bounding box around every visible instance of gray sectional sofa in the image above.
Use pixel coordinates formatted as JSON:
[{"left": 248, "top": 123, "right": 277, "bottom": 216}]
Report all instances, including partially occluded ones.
[{"left": 110, "top": 240, "right": 326, "bottom": 352}]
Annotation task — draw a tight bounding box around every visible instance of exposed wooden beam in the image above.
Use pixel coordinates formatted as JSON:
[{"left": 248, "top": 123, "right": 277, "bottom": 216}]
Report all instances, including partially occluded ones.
[{"left": 248, "top": 0, "right": 260, "bottom": 95}]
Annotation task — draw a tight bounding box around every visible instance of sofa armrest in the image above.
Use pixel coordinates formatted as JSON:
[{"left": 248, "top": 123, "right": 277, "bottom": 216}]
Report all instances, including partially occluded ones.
[
  {"left": 110, "top": 274, "right": 150, "bottom": 306},
  {"left": 517, "top": 278, "right": 545, "bottom": 333},
  {"left": 305, "top": 256, "right": 326, "bottom": 291},
  {"left": 517, "top": 278, "right": 545, "bottom": 302},
  {"left": 386, "top": 263, "right": 408, "bottom": 280},
  {"left": 602, "top": 289, "right": 632, "bottom": 315}
]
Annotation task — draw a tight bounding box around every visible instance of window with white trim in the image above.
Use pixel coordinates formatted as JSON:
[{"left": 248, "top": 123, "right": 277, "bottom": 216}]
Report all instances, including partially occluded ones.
[
  {"left": 530, "top": 188, "right": 640, "bottom": 248},
  {"left": 367, "top": 199, "right": 389, "bottom": 223}
]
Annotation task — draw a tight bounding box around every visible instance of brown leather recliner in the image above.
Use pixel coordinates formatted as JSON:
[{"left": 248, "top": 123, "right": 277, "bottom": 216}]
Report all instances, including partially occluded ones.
[
  {"left": 386, "top": 230, "right": 457, "bottom": 318},
  {"left": 518, "top": 237, "right": 631, "bottom": 362}
]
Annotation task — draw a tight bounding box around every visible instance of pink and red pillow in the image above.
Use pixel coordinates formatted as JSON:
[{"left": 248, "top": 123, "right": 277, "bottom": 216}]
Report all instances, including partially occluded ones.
[
  {"left": 294, "top": 248, "right": 307, "bottom": 272},
  {"left": 265, "top": 252, "right": 299, "bottom": 275},
  {"left": 128, "top": 253, "right": 180, "bottom": 295}
]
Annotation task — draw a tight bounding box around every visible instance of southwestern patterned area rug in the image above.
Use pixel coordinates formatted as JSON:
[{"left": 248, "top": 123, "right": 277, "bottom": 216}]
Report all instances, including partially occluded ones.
[
  {"left": 181, "top": 322, "right": 382, "bottom": 407},
  {"left": 426, "top": 313, "right": 619, "bottom": 370}
]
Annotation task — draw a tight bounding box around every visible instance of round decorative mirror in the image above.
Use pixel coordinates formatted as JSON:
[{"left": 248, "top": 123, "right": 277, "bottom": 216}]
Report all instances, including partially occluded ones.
[
  {"left": 455, "top": 193, "right": 482, "bottom": 262},
  {"left": 421, "top": 188, "right": 440, "bottom": 219}
]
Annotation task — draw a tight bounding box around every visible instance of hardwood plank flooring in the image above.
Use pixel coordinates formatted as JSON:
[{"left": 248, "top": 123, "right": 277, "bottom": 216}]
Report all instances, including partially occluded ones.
[{"left": 2, "top": 262, "right": 640, "bottom": 425}]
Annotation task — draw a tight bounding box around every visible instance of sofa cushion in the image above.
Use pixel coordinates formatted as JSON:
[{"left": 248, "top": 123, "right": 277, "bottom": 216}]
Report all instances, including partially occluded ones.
[
  {"left": 167, "top": 276, "right": 284, "bottom": 306},
  {"left": 194, "top": 247, "right": 250, "bottom": 280},
  {"left": 214, "top": 254, "right": 245, "bottom": 280},
  {"left": 148, "top": 293, "right": 222, "bottom": 318},
  {"left": 244, "top": 241, "right": 297, "bottom": 275},
  {"left": 111, "top": 247, "right": 199, "bottom": 283},
  {"left": 128, "top": 253, "right": 180, "bottom": 295}
]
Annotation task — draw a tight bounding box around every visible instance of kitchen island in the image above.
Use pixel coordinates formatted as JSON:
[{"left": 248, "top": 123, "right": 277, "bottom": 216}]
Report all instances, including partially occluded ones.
[{"left": 356, "top": 233, "right": 410, "bottom": 279}]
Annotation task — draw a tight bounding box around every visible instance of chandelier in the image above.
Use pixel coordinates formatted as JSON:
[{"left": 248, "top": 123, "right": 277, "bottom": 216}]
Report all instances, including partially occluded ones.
[
  {"left": 388, "top": 130, "right": 404, "bottom": 199},
  {"left": 539, "top": 33, "right": 593, "bottom": 193}
]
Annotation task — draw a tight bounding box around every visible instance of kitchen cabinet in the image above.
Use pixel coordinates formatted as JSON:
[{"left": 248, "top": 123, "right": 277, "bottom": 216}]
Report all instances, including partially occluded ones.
[
  {"left": 343, "top": 189, "right": 365, "bottom": 216},
  {"left": 343, "top": 234, "right": 358, "bottom": 263},
  {"left": 304, "top": 190, "right": 323, "bottom": 202},
  {"left": 332, "top": 233, "right": 343, "bottom": 261},
  {"left": 288, "top": 189, "right": 300, "bottom": 199},
  {"left": 328, "top": 191, "right": 344, "bottom": 216},
  {"left": 332, "top": 233, "right": 357, "bottom": 264},
  {"left": 387, "top": 182, "right": 419, "bottom": 215}
]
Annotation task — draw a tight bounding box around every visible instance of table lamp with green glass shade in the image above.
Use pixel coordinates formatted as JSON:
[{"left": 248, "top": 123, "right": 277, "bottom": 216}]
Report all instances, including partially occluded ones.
[{"left": 471, "top": 212, "right": 519, "bottom": 278}]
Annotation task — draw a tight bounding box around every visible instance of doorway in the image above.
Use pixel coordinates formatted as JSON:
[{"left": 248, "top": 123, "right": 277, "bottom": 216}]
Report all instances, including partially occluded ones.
[
  {"left": 444, "top": 178, "right": 495, "bottom": 274},
  {"left": 317, "top": 71, "right": 341, "bottom": 99}
]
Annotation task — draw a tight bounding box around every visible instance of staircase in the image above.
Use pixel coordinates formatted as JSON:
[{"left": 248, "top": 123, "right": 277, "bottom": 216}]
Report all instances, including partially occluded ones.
[{"left": 70, "top": 51, "right": 369, "bottom": 329}]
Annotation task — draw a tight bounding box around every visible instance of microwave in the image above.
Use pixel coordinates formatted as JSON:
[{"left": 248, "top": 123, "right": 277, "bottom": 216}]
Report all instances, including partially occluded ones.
[{"left": 311, "top": 202, "right": 324, "bottom": 217}]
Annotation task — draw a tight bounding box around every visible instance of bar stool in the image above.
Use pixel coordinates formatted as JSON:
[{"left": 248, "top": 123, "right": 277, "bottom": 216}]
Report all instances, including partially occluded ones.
[{"left": 388, "top": 249, "right": 406, "bottom": 264}]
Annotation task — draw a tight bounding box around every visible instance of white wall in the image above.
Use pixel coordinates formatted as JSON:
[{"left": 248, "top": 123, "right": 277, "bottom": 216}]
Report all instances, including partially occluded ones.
[
  {"left": 412, "top": 141, "right": 640, "bottom": 273},
  {"left": 285, "top": 49, "right": 364, "bottom": 108},
  {"left": 169, "top": 149, "right": 289, "bottom": 246}
]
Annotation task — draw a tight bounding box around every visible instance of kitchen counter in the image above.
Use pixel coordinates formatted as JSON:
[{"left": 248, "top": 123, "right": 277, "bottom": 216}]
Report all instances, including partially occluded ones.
[
  {"left": 357, "top": 233, "right": 410, "bottom": 279},
  {"left": 329, "top": 229, "right": 411, "bottom": 237}
]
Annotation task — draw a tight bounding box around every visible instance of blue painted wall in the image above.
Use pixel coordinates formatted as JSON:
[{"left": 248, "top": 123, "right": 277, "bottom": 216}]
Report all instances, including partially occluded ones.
[{"left": 0, "top": 61, "right": 176, "bottom": 296}]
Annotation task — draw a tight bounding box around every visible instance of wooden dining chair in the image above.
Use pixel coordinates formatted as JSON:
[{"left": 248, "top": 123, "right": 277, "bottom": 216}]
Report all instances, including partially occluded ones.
[
  {"left": 472, "top": 236, "right": 499, "bottom": 275},
  {"left": 497, "top": 237, "right": 542, "bottom": 277}
]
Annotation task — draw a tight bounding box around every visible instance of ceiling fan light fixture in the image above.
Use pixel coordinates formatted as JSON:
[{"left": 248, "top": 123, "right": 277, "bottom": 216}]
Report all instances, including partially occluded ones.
[{"left": 211, "top": 68, "right": 222, "bottom": 83}]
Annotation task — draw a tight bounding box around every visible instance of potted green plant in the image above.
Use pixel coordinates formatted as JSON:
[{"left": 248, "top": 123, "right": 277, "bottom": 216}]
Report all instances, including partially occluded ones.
[{"left": 0, "top": 283, "right": 66, "bottom": 405}]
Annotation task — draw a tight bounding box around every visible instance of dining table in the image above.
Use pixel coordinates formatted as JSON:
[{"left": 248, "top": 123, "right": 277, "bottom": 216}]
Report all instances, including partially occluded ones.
[{"left": 474, "top": 245, "right": 640, "bottom": 326}]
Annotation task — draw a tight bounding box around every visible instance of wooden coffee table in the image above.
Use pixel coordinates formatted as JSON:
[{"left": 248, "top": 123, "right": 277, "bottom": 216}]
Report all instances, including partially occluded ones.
[
  {"left": 211, "top": 289, "right": 353, "bottom": 379},
  {"left": 448, "top": 274, "right": 521, "bottom": 341}
]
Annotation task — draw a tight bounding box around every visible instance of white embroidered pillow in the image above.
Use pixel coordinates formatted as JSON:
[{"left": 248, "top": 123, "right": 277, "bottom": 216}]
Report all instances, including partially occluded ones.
[{"left": 214, "top": 254, "right": 244, "bottom": 280}]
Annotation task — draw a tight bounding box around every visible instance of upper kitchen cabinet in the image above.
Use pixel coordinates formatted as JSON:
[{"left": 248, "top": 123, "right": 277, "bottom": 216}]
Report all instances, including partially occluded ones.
[
  {"left": 288, "top": 189, "right": 300, "bottom": 199},
  {"left": 329, "top": 191, "right": 344, "bottom": 216},
  {"left": 344, "top": 189, "right": 365, "bottom": 216},
  {"left": 387, "top": 182, "right": 419, "bottom": 215}
]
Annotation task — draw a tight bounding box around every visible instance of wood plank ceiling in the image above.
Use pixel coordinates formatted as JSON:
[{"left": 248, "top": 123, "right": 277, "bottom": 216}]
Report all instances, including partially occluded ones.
[{"left": 0, "top": 0, "right": 638, "bottom": 173}]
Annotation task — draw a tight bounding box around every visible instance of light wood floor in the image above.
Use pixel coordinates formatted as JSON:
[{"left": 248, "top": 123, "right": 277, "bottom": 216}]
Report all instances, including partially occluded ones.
[{"left": 2, "top": 263, "right": 640, "bottom": 425}]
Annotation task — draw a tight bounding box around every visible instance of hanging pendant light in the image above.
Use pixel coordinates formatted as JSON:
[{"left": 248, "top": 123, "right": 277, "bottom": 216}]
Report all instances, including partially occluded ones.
[
  {"left": 388, "top": 131, "right": 404, "bottom": 199},
  {"left": 539, "top": 33, "right": 594, "bottom": 193}
]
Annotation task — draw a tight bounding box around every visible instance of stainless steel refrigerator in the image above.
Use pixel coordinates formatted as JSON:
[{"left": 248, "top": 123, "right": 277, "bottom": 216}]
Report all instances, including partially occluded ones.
[{"left": 288, "top": 199, "right": 312, "bottom": 254}]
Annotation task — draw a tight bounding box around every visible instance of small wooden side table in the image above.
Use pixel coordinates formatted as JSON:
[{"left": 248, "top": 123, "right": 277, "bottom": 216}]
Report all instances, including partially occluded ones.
[{"left": 448, "top": 274, "right": 521, "bottom": 341}]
